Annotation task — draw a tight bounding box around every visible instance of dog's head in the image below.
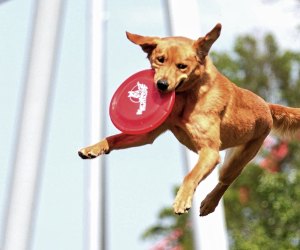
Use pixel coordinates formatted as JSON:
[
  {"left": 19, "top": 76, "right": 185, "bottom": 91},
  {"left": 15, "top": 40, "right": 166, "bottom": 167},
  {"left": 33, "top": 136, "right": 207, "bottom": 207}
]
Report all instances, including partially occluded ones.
[{"left": 126, "top": 23, "right": 222, "bottom": 93}]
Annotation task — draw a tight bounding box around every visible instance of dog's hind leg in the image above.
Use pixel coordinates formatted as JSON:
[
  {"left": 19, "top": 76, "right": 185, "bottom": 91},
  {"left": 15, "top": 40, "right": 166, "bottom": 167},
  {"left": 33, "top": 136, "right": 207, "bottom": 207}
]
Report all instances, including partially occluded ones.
[{"left": 199, "top": 134, "right": 268, "bottom": 216}]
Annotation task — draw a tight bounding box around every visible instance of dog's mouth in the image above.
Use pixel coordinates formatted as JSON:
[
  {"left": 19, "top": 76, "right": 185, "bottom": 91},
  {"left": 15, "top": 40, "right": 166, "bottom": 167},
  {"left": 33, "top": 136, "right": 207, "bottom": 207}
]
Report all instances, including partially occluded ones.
[{"left": 175, "top": 79, "right": 185, "bottom": 91}]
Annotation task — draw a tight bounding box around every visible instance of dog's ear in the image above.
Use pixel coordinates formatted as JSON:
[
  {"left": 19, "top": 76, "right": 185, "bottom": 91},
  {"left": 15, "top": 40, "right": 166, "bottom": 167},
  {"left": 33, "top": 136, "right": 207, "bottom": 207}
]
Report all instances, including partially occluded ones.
[
  {"left": 194, "top": 23, "right": 222, "bottom": 63},
  {"left": 126, "top": 32, "right": 159, "bottom": 56}
]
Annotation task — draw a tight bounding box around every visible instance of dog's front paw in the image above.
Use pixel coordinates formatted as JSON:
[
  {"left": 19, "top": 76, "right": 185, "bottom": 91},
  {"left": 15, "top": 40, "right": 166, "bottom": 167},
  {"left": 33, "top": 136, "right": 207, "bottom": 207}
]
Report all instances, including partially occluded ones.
[
  {"left": 173, "top": 186, "right": 194, "bottom": 215},
  {"left": 78, "top": 140, "right": 109, "bottom": 159}
]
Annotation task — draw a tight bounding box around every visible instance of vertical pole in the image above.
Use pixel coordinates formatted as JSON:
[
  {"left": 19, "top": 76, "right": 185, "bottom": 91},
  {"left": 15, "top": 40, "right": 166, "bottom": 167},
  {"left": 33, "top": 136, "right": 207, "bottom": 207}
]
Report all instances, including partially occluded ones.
[
  {"left": 165, "top": 0, "right": 229, "bottom": 249},
  {"left": 85, "top": 0, "right": 107, "bottom": 249},
  {"left": 2, "top": 0, "right": 65, "bottom": 249}
]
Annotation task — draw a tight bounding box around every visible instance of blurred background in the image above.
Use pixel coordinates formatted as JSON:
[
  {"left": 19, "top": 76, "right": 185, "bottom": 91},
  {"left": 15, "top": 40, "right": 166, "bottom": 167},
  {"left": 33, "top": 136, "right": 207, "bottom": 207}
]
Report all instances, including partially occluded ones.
[{"left": 0, "top": 0, "right": 299, "bottom": 249}]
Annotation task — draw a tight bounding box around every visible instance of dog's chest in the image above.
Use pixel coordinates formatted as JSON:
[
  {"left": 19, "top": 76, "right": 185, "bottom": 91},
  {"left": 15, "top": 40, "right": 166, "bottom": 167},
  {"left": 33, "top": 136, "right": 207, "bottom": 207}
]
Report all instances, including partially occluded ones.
[
  {"left": 165, "top": 93, "right": 214, "bottom": 152},
  {"left": 169, "top": 125, "right": 197, "bottom": 152}
]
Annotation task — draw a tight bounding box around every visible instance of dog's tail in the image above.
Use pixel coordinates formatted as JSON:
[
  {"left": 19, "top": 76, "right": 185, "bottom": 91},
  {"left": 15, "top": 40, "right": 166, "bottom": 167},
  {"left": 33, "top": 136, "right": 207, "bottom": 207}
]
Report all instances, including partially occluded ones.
[{"left": 269, "top": 103, "right": 300, "bottom": 136}]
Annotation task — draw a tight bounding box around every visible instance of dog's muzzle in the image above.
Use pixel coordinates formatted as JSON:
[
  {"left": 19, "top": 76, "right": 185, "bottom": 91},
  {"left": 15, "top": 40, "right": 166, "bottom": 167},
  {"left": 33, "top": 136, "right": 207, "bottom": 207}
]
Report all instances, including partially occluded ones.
[{"left": 157, "top": 79, "right": 169, "bottom": 91}]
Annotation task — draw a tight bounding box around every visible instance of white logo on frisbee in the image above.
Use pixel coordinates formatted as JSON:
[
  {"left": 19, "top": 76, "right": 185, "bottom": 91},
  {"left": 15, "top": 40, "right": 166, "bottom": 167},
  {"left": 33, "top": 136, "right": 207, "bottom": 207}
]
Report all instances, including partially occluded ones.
[{"left": 128, "top": 82, "right": 148, "bottom": 115}]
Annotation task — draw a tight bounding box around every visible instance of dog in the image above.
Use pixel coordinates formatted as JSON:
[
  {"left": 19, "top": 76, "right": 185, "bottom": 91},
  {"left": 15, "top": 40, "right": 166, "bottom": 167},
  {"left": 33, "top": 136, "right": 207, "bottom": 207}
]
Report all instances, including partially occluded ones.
[{"left": 78, "top": 23, "right": 300, "bottom": 216}]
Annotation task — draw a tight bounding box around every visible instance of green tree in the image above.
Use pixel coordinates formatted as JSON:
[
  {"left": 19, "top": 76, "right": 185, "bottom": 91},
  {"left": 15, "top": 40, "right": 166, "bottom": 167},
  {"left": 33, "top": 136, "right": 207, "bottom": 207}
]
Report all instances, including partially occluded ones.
[
  {"left": 224, "top": 164, "right": 300, "bottom": 250},
  {"left": 211, "top": 34, "right": 300, "bottom": 106},
  {"left": 142, "top": 187, "right": 194, "bottom": 250},
  {"left": 214, "top": 33, "right": 300, "bottom": 249}
]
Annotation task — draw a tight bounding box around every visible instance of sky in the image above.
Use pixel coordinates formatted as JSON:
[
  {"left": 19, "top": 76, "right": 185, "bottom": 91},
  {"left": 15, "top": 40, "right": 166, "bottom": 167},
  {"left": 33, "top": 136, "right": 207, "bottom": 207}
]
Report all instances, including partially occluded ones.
[{"left": 0, "top": 0, "right": 299, "bottom": 250}]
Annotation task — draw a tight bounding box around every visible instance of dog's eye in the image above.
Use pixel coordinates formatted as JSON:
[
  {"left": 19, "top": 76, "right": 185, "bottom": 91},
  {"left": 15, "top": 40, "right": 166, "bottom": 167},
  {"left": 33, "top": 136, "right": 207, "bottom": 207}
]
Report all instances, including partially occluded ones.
[
  {"left": 177, "top": 63, "right": 187, "bottom": 70},
  {"left": 157, "top": 56, "right": 165, "bottom": 63}
]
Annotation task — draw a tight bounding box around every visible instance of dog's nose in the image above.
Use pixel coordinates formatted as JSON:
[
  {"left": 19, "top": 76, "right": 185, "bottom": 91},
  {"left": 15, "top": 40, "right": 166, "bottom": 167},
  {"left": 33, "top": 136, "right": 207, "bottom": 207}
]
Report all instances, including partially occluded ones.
[{"left": 157, "top": 79, "right": 169, "bottom": 91}]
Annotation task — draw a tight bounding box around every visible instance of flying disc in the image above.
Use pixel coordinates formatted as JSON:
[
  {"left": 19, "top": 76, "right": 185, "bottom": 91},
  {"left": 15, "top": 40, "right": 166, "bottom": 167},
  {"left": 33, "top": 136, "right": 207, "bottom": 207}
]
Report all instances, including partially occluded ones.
[{"left": 109, "top": 69, "right": 175, "bottom": 134}]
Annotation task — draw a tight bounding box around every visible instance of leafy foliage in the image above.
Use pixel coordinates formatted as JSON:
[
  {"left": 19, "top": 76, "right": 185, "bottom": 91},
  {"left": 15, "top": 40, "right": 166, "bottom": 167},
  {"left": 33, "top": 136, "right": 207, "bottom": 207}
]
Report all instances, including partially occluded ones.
[
  {"left": 211, "top": 34, "right": 300, "bottom": 106},
  {"left": 224, "top": 164, "right": 300, "bottom": 250},
  {"left": 214, "top": 33, "right": 300, "bottom": 249},
  {"left": 142, "top": 187, "right": 194, "bottom": 250}
]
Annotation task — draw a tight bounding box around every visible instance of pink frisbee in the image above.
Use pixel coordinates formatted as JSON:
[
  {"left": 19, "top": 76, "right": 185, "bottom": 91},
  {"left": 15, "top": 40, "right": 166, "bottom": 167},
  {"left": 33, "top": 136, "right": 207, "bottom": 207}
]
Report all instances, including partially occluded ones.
[{"left": 109, "top": 69, "right": 175, "bottom": 134}]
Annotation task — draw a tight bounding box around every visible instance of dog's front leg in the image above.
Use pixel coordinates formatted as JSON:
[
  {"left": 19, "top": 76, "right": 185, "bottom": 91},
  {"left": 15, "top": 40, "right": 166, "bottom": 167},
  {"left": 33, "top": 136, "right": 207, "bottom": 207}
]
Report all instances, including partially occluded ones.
[
  {"left": 173, "top": 147, "right": 220, "bottom": 214},
  {"left": 78, "top": 125, "right": 166, "bottom": 159}
]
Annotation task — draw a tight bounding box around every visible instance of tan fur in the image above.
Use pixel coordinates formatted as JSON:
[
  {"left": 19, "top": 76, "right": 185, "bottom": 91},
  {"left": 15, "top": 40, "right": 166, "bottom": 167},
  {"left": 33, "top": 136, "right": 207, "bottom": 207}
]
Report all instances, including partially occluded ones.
[{"left": 78, "top": 23, "right": 300, "bottom": 216}]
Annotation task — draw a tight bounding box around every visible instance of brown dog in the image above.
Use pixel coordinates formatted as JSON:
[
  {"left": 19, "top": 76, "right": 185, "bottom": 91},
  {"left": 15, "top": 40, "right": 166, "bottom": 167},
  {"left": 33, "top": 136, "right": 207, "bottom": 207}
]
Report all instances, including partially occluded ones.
[{"left": 79, "top": 23, "right": 300, "bottom": 216}]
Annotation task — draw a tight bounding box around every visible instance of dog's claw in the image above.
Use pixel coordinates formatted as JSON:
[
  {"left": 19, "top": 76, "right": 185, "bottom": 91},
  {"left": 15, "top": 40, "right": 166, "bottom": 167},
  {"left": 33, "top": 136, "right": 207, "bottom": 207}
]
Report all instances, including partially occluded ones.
[
  {"left": 173, "top": 186, "right": 193, "bottom": 215},
  {"left": 78, "top": 151, "right": 89, "bottom": 159},
  {"left": 78, "top": 149, "right": 99, "bottom": 159},
  {"left": 181, "top": 207, "right": 191, "bottom": 215},
  {"left": 173, "top": 203, "right": 191, "bottom": 215},
  {"left": 78, "top": 148, "right": 99, "bottom": 159},
  {"left": 88, "top": 152, "right": 97, "bottom": 159},
  {"left": 78, "top": 140, "right": 110, "bottom": 160}
]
